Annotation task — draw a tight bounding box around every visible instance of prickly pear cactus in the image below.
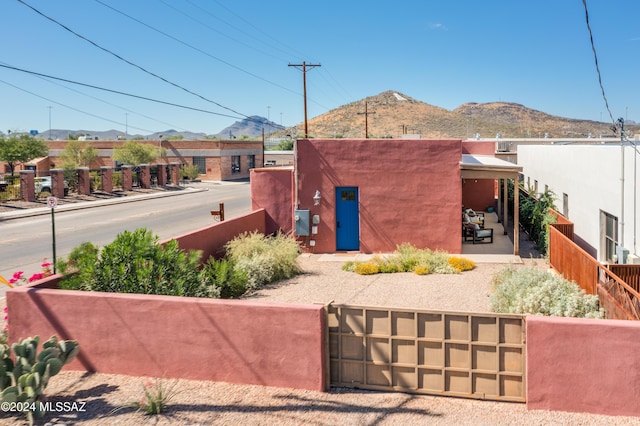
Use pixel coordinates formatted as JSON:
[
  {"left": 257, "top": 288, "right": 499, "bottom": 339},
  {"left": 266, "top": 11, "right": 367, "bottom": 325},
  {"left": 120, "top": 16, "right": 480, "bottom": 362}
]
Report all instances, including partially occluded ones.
[{"left": 0, "top": 335, "right": 79, "bottom": 425}]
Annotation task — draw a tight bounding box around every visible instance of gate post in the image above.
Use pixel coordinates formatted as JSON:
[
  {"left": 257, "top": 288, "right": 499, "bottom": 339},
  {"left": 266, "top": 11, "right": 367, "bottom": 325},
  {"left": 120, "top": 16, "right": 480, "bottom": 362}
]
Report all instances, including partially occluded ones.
[
  {"left": 19, "top": 170, "right": 35, "bottom": 202},
  {"left": 121, "top": 166, "right": 133, "bottom": 191},
  {"left": 77, "top": 167, "right": 91, "bottom": 195},
  {"left": 100, "top": 166, "right": 113, "bottom": 193}
]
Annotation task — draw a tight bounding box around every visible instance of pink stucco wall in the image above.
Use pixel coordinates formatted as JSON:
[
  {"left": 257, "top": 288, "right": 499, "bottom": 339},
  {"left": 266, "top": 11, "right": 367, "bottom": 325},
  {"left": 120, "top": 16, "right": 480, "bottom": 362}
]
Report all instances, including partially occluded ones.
[
  {"left": 462, "top": 140, "right": 498, "bottom": 211},
  {"left": 295, "top": 139, "right": 462, "bottom": 253},
  {"left": 250, "top": 168, "right": 294, "bottom": 235},
  {"left": 526, "top": 315, "right": 640, "bottom": 416},
  {"left": 164, "top": 209, "right": 266, "bottom": 261},
  {"left": 7, "top": 282, "right": 326, "bottom": 391}
]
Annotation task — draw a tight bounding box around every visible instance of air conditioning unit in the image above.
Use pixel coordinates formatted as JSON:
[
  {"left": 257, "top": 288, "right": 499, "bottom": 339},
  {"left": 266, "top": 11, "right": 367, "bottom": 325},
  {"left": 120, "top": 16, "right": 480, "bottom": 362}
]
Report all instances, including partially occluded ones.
[{"left": 627, "top": 254, "right": 640, "bottom": 265}]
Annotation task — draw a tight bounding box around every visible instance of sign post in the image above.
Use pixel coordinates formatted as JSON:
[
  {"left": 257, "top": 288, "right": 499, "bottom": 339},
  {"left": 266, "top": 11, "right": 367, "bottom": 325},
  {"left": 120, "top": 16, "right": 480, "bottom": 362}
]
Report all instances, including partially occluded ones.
[{"left": 47, "top": 196, "right": 58, "bottom": 273}]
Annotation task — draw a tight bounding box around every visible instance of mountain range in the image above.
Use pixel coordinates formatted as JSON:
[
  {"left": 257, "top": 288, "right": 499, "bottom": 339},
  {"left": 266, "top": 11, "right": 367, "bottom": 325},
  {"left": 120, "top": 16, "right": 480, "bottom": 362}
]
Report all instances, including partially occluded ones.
[{"left": 3, "top": 91, "right": 636, "bottom": 140}]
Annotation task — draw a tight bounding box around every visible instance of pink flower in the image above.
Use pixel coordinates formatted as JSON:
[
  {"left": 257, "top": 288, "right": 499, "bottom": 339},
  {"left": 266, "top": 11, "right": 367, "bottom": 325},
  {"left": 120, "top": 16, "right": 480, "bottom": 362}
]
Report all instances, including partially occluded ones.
[
  {"left": 41, "top": 262, "right": 52, "bottom": 268},
  {"left": 12, "top": 271, "right": 23, "bottom": 280},
  {"left": 28, "top": 273, "right": 44, "bottom": 283}
]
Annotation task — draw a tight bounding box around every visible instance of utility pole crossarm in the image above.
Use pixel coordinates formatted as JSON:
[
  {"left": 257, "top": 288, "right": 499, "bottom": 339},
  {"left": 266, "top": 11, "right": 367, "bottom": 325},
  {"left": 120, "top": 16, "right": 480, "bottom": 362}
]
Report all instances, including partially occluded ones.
[
  {"left": 357, "top": 101, "right": 376, "bottom": 138},
  {"left": 289, "top": 61, "right": 321, "bottom": 138}
]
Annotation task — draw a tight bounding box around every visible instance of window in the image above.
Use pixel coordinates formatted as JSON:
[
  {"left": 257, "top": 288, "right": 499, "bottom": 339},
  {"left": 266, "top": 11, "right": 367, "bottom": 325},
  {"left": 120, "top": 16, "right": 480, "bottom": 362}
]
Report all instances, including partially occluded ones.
[
  {"left": 562, "top": 193, "right": 569, "bottom": 218},
  {"left": 192, "top": 156, "right": 206, "bottom": 174},
  {"left": 247, "top": 155, "right": 255, "bottom": 169},
  {"left": 600, "top": 210, "right": 618, "bottom": 263},
  {"left": 231, "top": 156, "right": 240, "bottom": 174}
]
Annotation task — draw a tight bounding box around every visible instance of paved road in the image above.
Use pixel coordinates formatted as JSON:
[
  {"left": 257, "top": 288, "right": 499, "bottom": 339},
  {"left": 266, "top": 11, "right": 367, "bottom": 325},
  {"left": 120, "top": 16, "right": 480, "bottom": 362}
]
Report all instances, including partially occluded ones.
[{"left": 0, "top": 181, "right": 251, "bottom": 296}]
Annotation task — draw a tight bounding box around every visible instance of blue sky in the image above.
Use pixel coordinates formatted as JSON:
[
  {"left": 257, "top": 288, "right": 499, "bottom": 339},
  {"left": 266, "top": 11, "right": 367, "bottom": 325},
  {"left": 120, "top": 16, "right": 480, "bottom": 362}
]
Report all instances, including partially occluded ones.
[{"left": 1, "top": 0, "right": 639, "bottom": 136}]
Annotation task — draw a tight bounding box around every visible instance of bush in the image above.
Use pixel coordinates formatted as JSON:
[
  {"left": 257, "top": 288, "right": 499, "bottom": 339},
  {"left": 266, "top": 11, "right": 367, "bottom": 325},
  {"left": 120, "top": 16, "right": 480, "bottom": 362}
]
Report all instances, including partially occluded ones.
[
  {"left": 353, "top": 262, "right": 380, "bottom": 275},
  {"left": 225, "top": 231, "right": 301, "bottom": 291},
  {"left": 448, "top": 256, "right": 475, "bottom": 272},
  {"left": 59, "top": 229, "right": 205, "bottom": 297},
  {"left": 414, "top": 265, "right": 430, "bottom": 275},
  {"left": 489, "top": 266, "right": 604, "bottom": 318},
  {"left": 200, "top": 258, "right": 247, "bottom": 298}
]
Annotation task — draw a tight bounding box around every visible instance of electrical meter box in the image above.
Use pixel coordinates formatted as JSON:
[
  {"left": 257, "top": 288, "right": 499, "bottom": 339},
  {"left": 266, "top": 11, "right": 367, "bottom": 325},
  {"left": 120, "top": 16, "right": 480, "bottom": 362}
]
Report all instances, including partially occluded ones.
[{"left": 294, "top": 209, "right": 310, "bottom": 236}]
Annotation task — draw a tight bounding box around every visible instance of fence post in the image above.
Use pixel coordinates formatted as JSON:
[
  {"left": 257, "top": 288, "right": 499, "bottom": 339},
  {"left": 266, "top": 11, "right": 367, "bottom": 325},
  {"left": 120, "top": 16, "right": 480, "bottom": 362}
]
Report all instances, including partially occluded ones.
[
  {"left": 100, "top": 166, "right": 113, "bottom": 193},
  {"left": 156, "top": 164, "right": 167, "bottom": 186},
  {"left": 77, "top": 168, "right": 91, "bottom": 195},
  {"left": 19, "top": 170, "right": 35, "bottom": 202},
  {"left": 122, "top": 166, "right": 133, "bottom": 191},
  {"left": 50, "top": 169, "right": 66, "bottom": 198},
  {"left": 139, "top": 164, "right": 151, "bottom": 189}
]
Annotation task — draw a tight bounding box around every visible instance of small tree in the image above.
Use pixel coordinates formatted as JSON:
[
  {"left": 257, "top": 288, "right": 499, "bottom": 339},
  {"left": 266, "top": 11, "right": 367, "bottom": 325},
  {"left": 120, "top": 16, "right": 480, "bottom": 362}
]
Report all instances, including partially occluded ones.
[
  {"left": 60, "top": 140, "right": 98, "bottom": 169},
  {"left": 113, "top": 141, "right": 160, "bottom": 165},
  {"left": 0, "top": 134, "right": 48, "bottom": 175},
  {"left": 276, "top": 139, "right": 294, "bottom": 150}
]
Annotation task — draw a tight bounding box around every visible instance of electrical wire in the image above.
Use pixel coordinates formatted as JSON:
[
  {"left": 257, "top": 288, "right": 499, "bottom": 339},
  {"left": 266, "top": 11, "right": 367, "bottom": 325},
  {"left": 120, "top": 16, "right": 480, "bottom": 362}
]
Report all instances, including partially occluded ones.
[
  {"left": 0, "top": 63, "right": 248, "bottom": 121},
  {"left": 0, "top": 78, "right": 156, "bottom": 134},
  {"left": 582, "top": 0, "right": 615, "bottom": 125},
  {"left": 93, "top": 0, "right": 298, "bottom": 96},
  {"left": 16, "top": 0, "right": 250, "bottom": 120}
]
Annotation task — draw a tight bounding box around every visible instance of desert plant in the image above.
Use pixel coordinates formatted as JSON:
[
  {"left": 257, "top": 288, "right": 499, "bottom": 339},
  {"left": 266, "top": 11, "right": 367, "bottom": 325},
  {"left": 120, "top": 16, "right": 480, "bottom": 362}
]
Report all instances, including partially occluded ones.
[
  {"left": 58, "top": 229, "right": 205, "bottom": 297},
  {"left": 490, "top": 266, "right": 604, "bottom": 318},
  {"left": 353, "top": 262, "right": 380, "bottom": 275},
  {"left": 180, "top": 164, "right": 200, "bottom": 180},
  {"left": 448, "top": 256, "right": 476, "bottom": 272},
  {"left": 0, "top": 336, "right": 79, "bottom": 425},
  {"left": 414, "top": 265, "right": 430, "bottom": 275},
  {"left": 200, "top": 258, "right": 248, "bottom": 298},
  {"left": 132, "top": 378, "right": 177, "bottom": 415},
  {"left": 225, "top": 231, "right": 301, "bottom": 288}
]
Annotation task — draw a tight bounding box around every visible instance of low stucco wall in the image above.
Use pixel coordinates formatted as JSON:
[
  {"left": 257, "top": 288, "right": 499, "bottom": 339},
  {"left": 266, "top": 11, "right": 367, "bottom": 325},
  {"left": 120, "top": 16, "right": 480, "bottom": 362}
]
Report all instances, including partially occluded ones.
[
  {"left": 7, "top": 283, "right": 326, "bottom": 391},
  {"left": 250, "top": 169, "right": 294, "bottom": 235},
  {"left": 164, "top": 209, "right": 267, "bottom": 261},
  {"left": 526, "top": 315, "right": 640, "bottom": 416}
]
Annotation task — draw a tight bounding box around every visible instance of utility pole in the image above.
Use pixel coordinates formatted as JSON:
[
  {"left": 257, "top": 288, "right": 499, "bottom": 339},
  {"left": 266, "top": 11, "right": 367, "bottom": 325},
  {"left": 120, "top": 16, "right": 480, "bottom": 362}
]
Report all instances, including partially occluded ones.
[
  {"left": 358, "top": 101, "right": 376, "bottom": 138},
  {"left": 288, "top": 61, "right": 321, "bottom": 138}
]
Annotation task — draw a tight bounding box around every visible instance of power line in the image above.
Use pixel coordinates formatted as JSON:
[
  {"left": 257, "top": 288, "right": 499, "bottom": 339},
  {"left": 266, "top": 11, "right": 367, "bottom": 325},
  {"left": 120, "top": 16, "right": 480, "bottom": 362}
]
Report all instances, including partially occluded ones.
[
  {"left": 93, "top": 0, "right": 298, "bottom": 96},
  {"left": 0, "top": 78, "right": 156, "bottom": 134},
  {"left": 0, "top": 63, "right": 253, "bottom": 121},
  {"left": 16, "top": 0, "right": 250, "bottom": 119},
  {"left": 582, "top": 0, "right": 615, "bottom": 125}
]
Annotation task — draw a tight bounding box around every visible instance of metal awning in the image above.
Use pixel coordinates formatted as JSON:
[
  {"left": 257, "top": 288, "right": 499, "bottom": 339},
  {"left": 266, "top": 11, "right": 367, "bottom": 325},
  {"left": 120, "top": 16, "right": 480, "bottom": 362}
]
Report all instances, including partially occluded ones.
[{"left": 460, "top": 154, "right": 522, "bottom": 179}]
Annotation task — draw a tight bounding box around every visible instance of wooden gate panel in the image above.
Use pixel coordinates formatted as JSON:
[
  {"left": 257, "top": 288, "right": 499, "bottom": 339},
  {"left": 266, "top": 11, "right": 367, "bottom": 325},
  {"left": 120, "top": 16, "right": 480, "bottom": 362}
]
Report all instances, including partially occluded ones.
[{"left": 327, "top": 304, "right": 526, "bottom": 402}]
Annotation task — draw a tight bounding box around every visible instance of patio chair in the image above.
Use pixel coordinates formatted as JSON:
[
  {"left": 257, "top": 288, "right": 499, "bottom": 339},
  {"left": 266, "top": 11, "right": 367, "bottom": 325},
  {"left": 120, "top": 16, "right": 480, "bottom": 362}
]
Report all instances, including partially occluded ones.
[{"left": 468, "top": 223, "right": 493, "bottom": 244}]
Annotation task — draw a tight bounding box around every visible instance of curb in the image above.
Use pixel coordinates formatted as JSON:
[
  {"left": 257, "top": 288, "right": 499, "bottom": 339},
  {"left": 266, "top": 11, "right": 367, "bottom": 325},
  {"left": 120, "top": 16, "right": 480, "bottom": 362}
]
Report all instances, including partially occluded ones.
[{"left": 0, "top": 186, "right": 209, "bottom": 221}]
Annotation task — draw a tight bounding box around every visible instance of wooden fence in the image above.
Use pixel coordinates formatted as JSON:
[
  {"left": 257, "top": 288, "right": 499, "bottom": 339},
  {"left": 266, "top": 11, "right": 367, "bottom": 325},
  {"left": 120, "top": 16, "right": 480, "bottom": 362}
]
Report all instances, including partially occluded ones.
[{"left": 548, "top": 210, "right": 640, "bottom": 320}]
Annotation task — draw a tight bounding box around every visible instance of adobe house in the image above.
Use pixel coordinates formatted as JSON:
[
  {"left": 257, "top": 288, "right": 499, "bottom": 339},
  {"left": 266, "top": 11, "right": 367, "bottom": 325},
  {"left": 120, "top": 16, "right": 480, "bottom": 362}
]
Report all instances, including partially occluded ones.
[{"left": 251, "top": 138, "right": 522, "bottom": 255}]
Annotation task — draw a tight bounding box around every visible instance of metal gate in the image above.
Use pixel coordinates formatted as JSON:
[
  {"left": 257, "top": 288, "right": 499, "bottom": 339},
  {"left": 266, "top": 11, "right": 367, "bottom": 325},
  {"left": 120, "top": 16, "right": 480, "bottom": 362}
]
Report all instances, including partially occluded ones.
[{"left": 327, "top": 304, "right": 526, "bottom": 402}]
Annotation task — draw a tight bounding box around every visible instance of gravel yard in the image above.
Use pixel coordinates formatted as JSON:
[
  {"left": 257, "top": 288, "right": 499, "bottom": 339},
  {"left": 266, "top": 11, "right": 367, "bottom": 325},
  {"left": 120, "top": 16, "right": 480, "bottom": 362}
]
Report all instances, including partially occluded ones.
[{"left": 3, "top": 255, "right": 639, "bottom": 425}]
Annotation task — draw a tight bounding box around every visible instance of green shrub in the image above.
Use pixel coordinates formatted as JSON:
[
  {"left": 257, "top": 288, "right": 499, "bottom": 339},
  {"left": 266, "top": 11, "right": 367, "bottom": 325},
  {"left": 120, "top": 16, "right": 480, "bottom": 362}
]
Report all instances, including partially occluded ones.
[
  {"left": 225, "top": 231, "right": 301, "bottom": 290},
  {"left": 353, "top": 262, "right": 380, "bottom": 275},
  {"left": 59, "top": 229, "right": 205, "bottom": 297},
  {"left": 342, "top": 261, "right": 356, "bottom": 272},
  {"left": 200, "top": 258, "right": 248, "bottom": 298},
  {"left": 490, "top": 266, "right": 604, "bottom": 318}
]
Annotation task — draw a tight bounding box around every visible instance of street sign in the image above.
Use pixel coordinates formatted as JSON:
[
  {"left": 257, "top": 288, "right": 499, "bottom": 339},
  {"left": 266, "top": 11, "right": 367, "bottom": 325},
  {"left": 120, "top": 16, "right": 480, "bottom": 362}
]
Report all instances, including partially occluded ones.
[
  {"left": 47, "top": 196, "right": 58, "bottom": 209},
  {"left": 29, "top": 130, "right": 38, "bottom": 136}
]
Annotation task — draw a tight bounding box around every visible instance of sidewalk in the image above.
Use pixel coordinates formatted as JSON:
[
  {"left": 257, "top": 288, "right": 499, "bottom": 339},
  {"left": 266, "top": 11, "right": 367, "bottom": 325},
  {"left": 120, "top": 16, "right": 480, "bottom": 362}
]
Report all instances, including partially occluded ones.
[{"left": 0, "top": 184, "right": 211, "bottom": 221}]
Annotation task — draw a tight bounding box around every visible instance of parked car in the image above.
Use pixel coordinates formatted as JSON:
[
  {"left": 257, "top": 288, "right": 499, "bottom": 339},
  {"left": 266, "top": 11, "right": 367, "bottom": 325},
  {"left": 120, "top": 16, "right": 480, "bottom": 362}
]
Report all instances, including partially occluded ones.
[{"left": 35, "top": 176, "right": 69, "bottom": 195}]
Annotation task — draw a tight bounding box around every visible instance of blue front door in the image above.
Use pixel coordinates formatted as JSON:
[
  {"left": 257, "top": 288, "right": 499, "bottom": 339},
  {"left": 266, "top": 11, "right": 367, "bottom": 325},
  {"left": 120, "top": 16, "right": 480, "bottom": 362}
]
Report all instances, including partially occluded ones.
[{"left": 336, "top": 187, "right": 360, "bottom": 251}]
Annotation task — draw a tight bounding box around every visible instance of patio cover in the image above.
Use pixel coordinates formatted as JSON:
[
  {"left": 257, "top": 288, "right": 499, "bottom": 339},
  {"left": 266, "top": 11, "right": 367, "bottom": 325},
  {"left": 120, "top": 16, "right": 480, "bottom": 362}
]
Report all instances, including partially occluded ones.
[{"left": 460, "top": 154, "right": 523, "bottom": 255}]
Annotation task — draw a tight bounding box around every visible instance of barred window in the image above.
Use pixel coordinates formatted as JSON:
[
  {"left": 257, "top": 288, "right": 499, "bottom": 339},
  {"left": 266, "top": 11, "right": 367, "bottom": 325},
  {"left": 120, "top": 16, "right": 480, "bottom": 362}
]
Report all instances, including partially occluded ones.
[
  {"left": 192, "top": 156, "right": 206, "bottom": 174},
  {"left": 247, "top": 155, "right": 255, "bottom": 169},
  {"left": 231, "top": 156, "right": 241, "bottom": 174}
]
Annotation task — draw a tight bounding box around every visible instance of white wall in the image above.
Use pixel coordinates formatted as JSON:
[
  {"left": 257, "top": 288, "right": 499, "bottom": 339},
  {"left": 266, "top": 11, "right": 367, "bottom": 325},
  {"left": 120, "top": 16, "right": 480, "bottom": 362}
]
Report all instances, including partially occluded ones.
[{"left": 518, "top": 144, "right": 639, "bottom": 261}]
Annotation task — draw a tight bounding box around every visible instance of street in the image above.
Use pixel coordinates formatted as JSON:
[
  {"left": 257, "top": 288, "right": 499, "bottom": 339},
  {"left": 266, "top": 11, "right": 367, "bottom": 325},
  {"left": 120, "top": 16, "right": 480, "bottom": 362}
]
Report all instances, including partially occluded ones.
[{"left": 0, "top": 181, "right": 251, "bottom": 296}]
